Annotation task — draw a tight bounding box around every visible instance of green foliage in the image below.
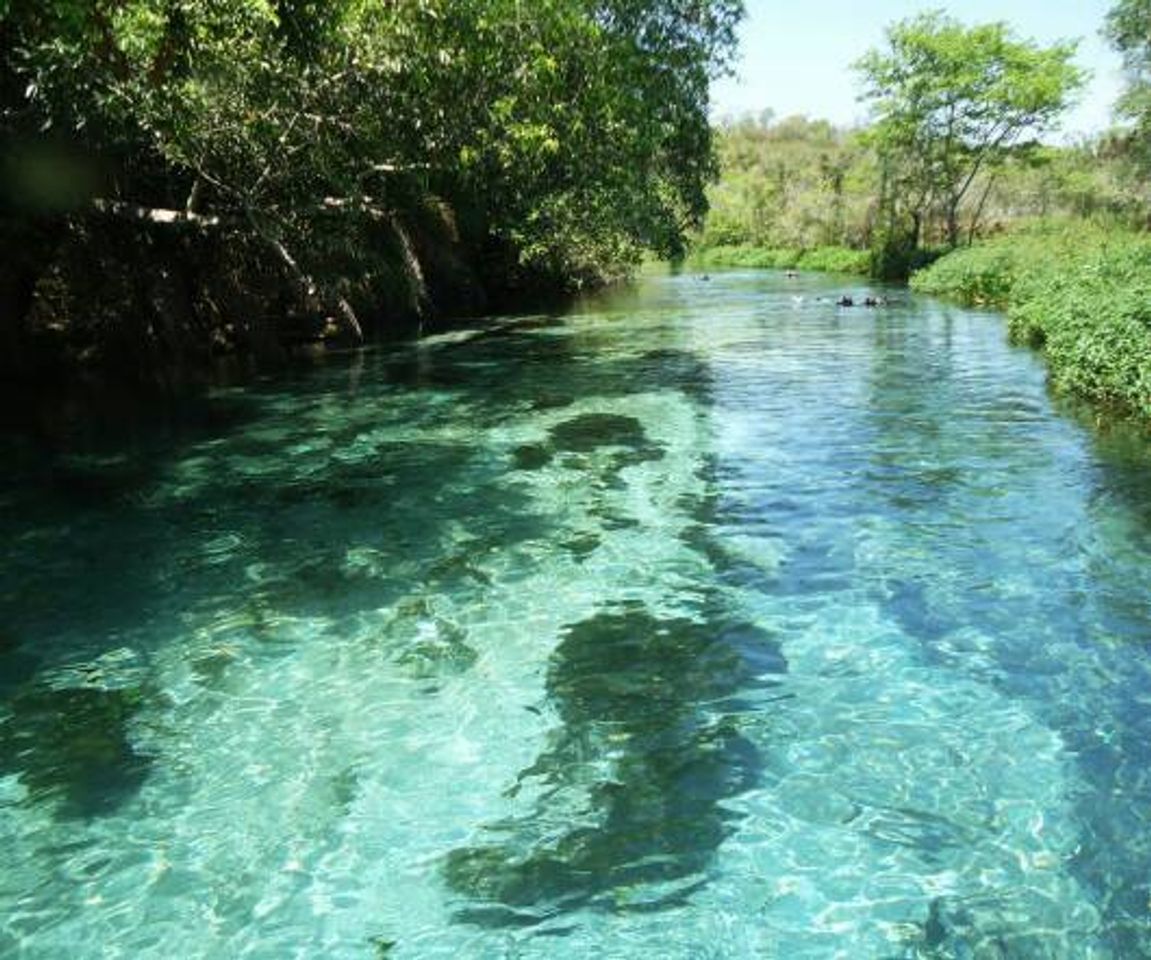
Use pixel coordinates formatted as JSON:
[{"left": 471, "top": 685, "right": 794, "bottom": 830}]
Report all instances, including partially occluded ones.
[
  {"left": 912, "top": 220, "right": 1151, "bottom": 417},
  {"left": 1107, "top": 0, "right": 1151, "bottom": 126},
  {"left": 797, "top": 246, "right": 871, "bottom": 273},
  {"left": 700, "top": 114, "right": 874, "bottom": 251},
  {"left": 696, "top": 109, "right": 1137, "bottom": 283},
  {"left": 911, "top": 219, "right": 1112, "bottom": 304},
  {"left": 908, "top": 240, "right": 1021, "bottom": 303},
  {"left": 867, "top": 230, "right": 946, "bottom": 282},
  {"left": 690, "top": 243, "right": 869, "bottom": 274},
  {"left": 1105, "top": 0, "right": 1151, "bottom": 174},
  {"left": 856, "top": 12, "right": 1085, "bottom": 249},
  {"left": 691, "top": 244, "right": 802, "bottom": 269},
  {"left": 1, "top": 0, "right": 745, "bottom": 308}
]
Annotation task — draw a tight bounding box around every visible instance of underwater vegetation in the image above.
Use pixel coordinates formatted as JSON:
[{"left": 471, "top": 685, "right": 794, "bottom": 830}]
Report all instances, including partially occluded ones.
[{"left": 444, "top": 600, "right": 784, "bottom": 925}]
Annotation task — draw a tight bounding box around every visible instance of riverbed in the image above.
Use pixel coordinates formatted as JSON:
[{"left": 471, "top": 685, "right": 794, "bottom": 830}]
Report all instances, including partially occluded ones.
[{"left": 3, "top": 269, "right": 1150, "bottom": 958}]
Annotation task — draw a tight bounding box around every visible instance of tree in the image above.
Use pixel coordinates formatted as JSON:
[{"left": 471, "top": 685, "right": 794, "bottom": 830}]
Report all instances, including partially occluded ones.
[
  {"left": 702, "top": 114, "right": 871, "bottom": 250},
  {"left": 0, "top": 0, "right": 745, "bottom": 374},
  {"left": 1107, "top": 0, "right": 1151, "bottom": 122},
  {"left": 1105, "top": 0, "right": 1151, "bottom": 179},
  {"left": 855, "top": 11, "right": 1084, "bottom": 250}
]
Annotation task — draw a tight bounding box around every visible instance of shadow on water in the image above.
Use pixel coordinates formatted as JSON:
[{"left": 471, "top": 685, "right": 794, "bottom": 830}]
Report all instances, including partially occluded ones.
[
  {"left": 0, "top": 310, "right": 726, "bottom": 832},
  {"left": 443, "top": 598, "right": 783, "bottom": 927}
]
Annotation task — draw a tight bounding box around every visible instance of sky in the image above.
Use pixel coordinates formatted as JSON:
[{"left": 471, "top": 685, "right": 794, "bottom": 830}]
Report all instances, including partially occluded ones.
[{"left": 711, "top": 0, "right": 1127, "bottom": 139}]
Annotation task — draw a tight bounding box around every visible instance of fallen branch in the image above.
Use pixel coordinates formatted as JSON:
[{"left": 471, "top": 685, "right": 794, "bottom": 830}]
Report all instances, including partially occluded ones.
[{"left": 92, "top": 199, "right": 222, "bottom": 227}]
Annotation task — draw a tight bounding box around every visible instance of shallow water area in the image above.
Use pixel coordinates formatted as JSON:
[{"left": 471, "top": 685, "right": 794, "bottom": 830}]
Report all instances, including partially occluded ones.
[{"left": 3, "top": 269, "right": 1151, "bottom": 957}]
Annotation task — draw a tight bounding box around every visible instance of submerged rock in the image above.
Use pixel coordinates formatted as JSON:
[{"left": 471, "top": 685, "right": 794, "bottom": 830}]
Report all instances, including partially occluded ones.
[
  {"left": 560, "top": 531, "right": 601, "bottom": 561},
  {"left": 527, "top": 390, "right": 575, "bottom": 412},
  {"left": 444, "top": 600, "right": 784, "bottom": 923},
  {"left": 393, "top": 616, "right": 478, "bottom": 679},
  {"left": 511, "top": 443, "right": 553, "bottom": 471},
  {"left": 0, "top": 683, "right": 152, "bottom": 818},
  {"left": 548, "top": 413, "right": 650, "bottom": 453},
  {"left": 0, "top": 632, "right": 41, "bottom": 692}
]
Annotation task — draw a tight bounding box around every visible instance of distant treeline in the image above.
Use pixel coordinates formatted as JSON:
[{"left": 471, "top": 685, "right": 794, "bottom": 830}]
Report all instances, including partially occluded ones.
[
  {"left": 695, "top": 7, "right": 1151, "bottom": 280},
  {"left": 698, "top": 114, "right": 1146, "bottom": 267}
]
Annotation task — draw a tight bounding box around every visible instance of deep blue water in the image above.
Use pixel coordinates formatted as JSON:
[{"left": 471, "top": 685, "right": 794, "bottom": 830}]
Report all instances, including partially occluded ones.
[{"left": 3, "top": 269, "right": 1151, "bottom": 958}]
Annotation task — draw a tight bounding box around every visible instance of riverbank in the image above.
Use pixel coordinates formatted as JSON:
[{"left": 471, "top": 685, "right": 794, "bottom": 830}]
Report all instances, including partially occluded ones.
[
  {"left": 911, "top": 220, "right": 1151, "bottom": 419},
  {"left": 1, "top": 2, "right": 739, "bottom": 408},
  {"left": 0, "top": 197, "right": 603, "bottom": 416},
  {"left": 688, "top": 244, "right": 870, "bottom": 275},
  {"left": 0, "top": 200, "right": 483, "bottom": 395}
]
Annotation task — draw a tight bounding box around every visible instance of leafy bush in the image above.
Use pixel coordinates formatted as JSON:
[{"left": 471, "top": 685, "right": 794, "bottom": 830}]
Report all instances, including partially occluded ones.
[
  {"left": 911, "top": 219, "right": 1151, "bottom": 417},
  {"left": 689, "top": 244, "right": 869, "bottom": 274},
  {"left": 909, "top": 240, "right": 1022, "bottom": 302},
  {"left": 798, "top": 246, "right": 871, "bottom": 274},
  {"left": 689, "top": 245, "right": 798, "bottom": 268}
]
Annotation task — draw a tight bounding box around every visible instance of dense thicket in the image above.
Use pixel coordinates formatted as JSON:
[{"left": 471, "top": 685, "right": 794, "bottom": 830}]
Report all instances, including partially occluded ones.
[{"left": 0, "top": 0, "right": 742, "bottom": 387}]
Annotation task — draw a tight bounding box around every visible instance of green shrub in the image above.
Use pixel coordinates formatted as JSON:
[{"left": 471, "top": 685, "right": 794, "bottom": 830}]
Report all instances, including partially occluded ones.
[
  {"left": 689, "top": 244, "right": 869, "bottom": 274},
  {"left": 797, "top": 246, "right": 871, "bottom": 274}
]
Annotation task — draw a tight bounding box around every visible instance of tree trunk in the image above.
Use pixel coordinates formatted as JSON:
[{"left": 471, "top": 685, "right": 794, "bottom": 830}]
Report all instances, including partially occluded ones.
[
  {"left": 946, "top": 200, "right": 960, "bottom": 248},
  {"left": 248, "top": 215, "right": 364, "bottom": 343}
]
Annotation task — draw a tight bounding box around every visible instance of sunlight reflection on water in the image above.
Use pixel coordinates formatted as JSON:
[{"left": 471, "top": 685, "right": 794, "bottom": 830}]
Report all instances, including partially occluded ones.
[{"left": 2, "top": 269, "right": 1150, "bottom": 957}]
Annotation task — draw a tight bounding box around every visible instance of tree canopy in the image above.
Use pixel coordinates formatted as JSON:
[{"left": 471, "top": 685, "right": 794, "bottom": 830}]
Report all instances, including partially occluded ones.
[
  {"left": 1106, "top": 0, "right": 1151, "bottom": 174},
  {"left": 1, "top": 0, "right": 744, "bottom": 313},
  {"left": 854, "top": 11, "right": 1084, "bottom": 250}
]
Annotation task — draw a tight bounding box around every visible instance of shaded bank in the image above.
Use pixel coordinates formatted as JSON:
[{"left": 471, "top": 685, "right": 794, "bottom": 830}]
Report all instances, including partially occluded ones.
[
  {"left": 0, "top": 197, "right": 509, "bottom": 400},
  {"left": 0, "top": 0, "right": 746, "bottom": 412}
]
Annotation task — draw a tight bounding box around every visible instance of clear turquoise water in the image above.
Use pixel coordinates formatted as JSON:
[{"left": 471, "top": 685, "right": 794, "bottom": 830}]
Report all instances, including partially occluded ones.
[{"left": 3, "top": 269, "right": 1151, "bottom": 958}]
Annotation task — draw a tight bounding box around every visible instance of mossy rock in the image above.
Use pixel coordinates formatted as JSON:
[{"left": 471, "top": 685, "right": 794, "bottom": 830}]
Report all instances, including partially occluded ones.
[
  {"left": 0, "top": 684, "right": 152, "bottom": 818},
  {"left": 511, "top": 443, "right": 553, "bottom": 471},
  {"left": 548, "top": 413, "right": 649, "bottom": 452}
]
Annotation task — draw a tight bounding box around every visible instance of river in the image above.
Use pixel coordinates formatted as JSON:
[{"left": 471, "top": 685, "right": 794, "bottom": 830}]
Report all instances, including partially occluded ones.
[{"left": 3, "top": 268, "right": 1151, "bottom": 958}]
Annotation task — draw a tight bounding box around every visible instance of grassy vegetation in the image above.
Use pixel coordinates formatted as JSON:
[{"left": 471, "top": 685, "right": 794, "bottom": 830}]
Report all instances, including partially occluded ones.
[
  {"left": 911, "top": 220, "right": 1151, "bottom": 417},
  {"left": 690, "top": 244, "right": 870, "bottom": 274}
]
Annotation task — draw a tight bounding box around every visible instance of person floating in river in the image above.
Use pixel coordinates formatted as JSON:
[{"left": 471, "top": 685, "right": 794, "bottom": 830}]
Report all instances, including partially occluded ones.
[{"left": 835, "top": 294, "right": 890, "bottom": 308}]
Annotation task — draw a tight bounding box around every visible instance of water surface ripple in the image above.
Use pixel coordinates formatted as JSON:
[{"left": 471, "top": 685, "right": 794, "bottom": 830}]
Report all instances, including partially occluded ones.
[{"left": 3, "top": 270, "right": 1151, "bottom": 958}]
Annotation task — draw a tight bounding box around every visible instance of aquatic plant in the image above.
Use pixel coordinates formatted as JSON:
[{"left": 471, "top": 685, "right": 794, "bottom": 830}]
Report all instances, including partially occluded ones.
[{"left": 0, "top": 683, "right": 152, "bottom": 819}]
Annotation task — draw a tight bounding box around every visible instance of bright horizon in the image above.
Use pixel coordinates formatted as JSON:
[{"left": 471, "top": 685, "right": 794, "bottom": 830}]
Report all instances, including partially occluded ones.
[{"left": 711, "top": 0, "right": 1127, "bottom": 140}]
